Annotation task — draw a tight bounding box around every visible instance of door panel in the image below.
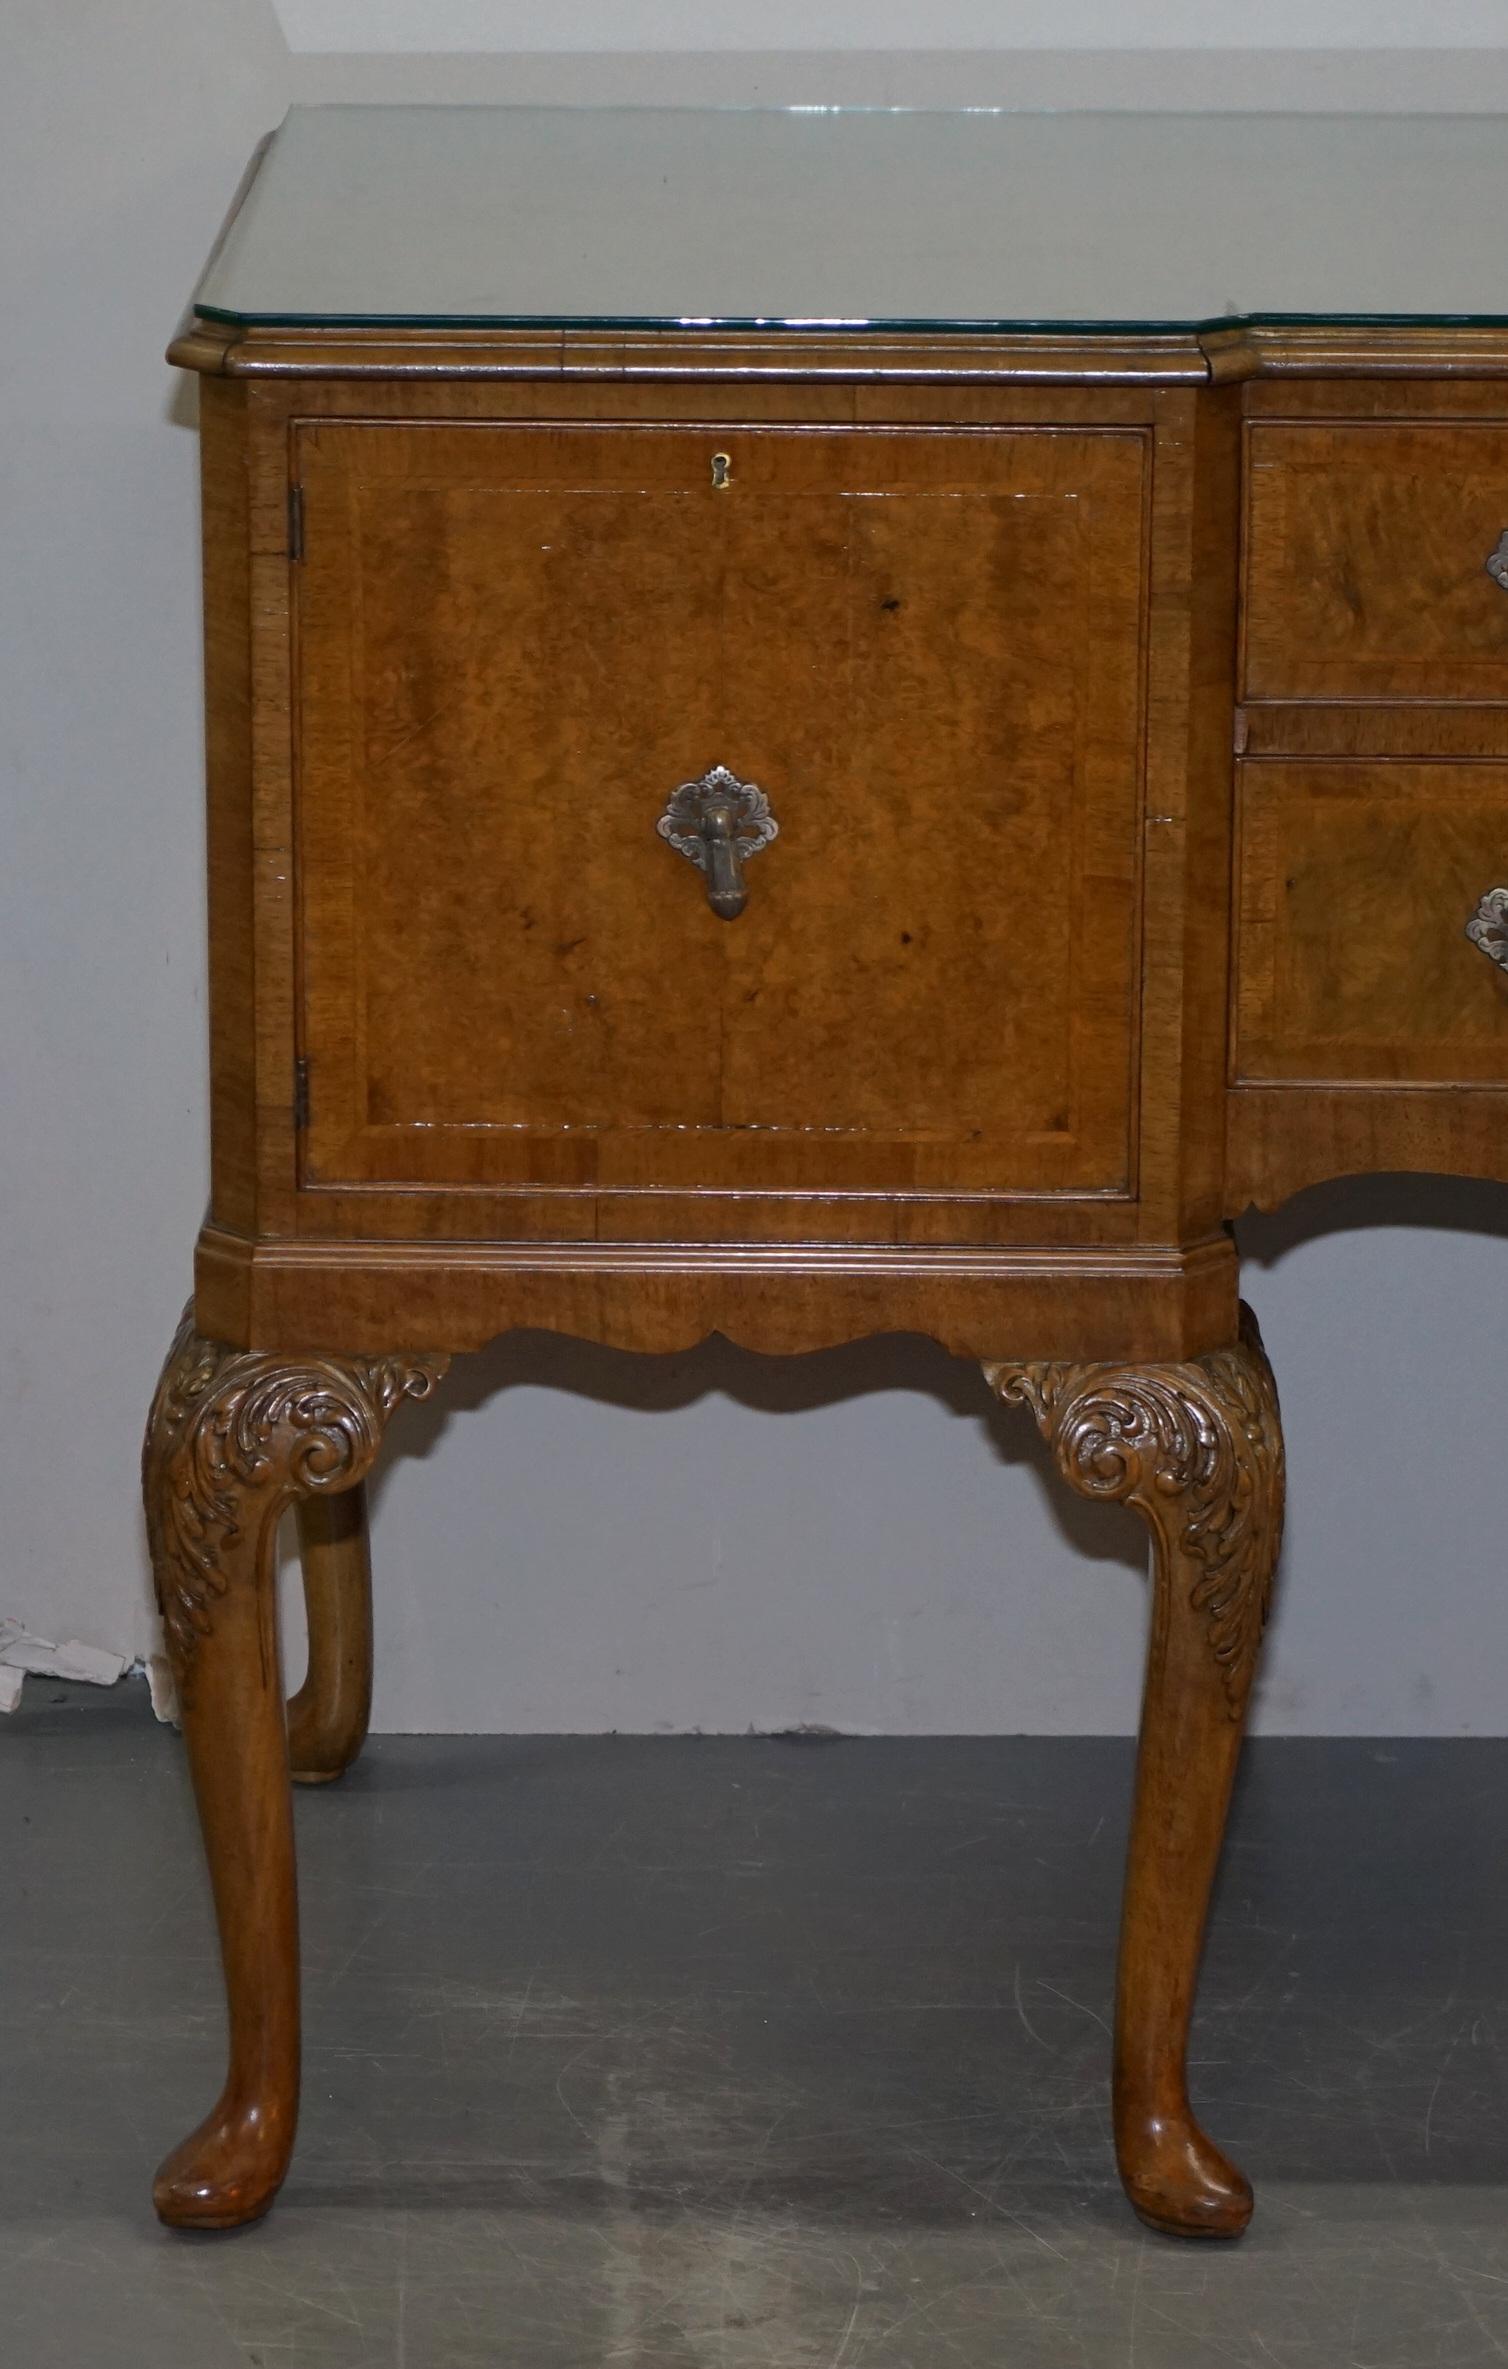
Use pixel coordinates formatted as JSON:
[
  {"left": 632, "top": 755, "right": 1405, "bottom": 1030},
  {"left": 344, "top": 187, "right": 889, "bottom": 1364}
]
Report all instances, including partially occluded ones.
[
  {"left": 293, "top": 422, "right": 1149, "bottom": 1219},
  {"left": 1234, "top": 759, "right": 1508, "bottom": 1085},
  {"left": 1243, "top": 422, "right": 1508, "bottom": 702}
]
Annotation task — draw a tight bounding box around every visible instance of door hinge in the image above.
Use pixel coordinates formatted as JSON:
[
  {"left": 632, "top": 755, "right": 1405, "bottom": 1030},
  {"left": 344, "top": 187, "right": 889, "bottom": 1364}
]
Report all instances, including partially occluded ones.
[
  {"left": 293, "top": 1056, "right": 311, "bottom": 1132},
  {"left": 287, "top": 483, "right": 305, "bottom": 563},
  {"left": 1233, "top": 705, "right": 1250, "bottom": 757}
]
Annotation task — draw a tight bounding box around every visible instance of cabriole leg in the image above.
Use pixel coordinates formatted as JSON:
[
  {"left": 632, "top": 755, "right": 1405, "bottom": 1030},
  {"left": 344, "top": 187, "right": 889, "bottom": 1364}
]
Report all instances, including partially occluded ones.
[
  {"left": 288, "top": 1484, "right": 374, "bottom": 1785},
  {"left": 986, "top": 1305, "right": 1284, "bottom": 2239},
  {"left": 143, "top": 1306, "right": 446, "bottom": 2229}
]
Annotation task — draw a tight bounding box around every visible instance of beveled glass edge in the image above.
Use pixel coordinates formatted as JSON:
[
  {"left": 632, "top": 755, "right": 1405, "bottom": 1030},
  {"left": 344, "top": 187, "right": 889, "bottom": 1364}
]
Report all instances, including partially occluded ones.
[{"left": 193, "top": 305, "right": 1508, "bottom": 334}]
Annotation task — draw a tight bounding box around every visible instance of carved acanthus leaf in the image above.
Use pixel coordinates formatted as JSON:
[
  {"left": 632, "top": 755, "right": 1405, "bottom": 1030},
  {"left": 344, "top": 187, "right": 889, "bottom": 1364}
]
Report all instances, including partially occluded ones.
[
  {"left": 984, "top": 1306, "right": 1284, "bottom": 1717},
  {"left": 144, "top": 1306, "right": 447, "bottom": 1673}
]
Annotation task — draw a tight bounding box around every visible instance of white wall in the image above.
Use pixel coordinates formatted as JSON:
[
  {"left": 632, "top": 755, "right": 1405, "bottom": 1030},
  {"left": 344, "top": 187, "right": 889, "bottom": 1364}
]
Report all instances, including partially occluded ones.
[
  {"left": 5, "top": 1, "right": 1508, "bottom": 1736},
  {"left": 277, "top": 1, "right": 1508, "bottom": 54},
  {"left": 0, "top": 0, "right": 285, "bottom": 1674}
]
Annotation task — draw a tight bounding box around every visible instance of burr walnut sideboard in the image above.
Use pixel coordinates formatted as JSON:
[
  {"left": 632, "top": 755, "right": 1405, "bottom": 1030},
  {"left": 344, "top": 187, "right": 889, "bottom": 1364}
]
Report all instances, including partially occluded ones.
[{"left": 149, "top": 107, "right": 1508, "bottom": 2238}]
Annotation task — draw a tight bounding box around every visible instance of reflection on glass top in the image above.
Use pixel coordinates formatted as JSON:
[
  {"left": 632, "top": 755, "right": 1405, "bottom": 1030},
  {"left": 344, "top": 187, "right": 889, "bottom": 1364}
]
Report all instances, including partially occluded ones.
[{"left": 194, "top": 105, "right": 1508, "bottom": 334}]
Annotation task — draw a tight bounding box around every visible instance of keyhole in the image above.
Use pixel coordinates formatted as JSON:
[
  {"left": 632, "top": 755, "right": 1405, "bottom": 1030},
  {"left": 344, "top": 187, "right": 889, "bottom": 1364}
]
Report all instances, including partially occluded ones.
[{"left": 711, "top": 452, "right": 732, "bottom": 491}]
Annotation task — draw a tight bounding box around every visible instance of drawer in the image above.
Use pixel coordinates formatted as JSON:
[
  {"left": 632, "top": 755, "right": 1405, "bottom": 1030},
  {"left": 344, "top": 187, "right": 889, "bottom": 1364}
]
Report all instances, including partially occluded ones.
[
  {"left": 1243, "top": 422, "right": 1508, "bottom": 702},
  {"left": 1234, "top": 760, "right": 1508, "bottom": 1085},
  {"left": 292, "top": 420, "right": 1149, "bottom": 1210}
]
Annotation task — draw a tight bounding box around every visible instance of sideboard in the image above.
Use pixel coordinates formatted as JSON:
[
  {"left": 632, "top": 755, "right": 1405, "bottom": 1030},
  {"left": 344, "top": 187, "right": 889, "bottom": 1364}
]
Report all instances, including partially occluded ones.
[{"left": 147, "top": 107, "right": 1508, "bottom": 2238}]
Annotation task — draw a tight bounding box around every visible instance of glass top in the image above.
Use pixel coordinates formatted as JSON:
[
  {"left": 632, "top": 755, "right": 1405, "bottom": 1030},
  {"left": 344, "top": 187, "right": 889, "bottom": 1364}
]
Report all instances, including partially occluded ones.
[{"left": 194, "top": 105, "right": 1508, "bottom": 334}]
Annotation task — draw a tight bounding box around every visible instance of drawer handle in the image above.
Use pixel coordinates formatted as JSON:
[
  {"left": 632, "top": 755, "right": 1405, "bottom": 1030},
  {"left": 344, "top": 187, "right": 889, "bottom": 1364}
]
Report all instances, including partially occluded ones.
[
  {"left": 657, "top": 765, "right": 779, "bottom": 920},
  {"left": 1466, "top": 886, "right": 1508, "bottom": 971},
  {"left": 1487, "top": 532, "right": 1508, "bottom": 591}
]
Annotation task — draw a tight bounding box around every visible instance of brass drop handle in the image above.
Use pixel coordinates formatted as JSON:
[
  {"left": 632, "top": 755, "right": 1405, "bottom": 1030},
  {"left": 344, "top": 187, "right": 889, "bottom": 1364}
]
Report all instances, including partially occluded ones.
[
  {"left": 657, "top": 765, "right": 779, "bottom": 920},
  {"left": 697, "top": 791, "right": 750, "bottom": 918},
  {"left": 1466, "top": 885, "right": 1508, "bottom": 971}
]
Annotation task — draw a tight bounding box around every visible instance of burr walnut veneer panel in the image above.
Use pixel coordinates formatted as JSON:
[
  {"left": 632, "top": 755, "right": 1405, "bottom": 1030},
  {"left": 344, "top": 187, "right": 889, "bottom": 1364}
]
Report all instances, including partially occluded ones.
[
  {"left": 293, "top": 421, "right": 1148, "bottom": 1217},
  {"left": 1242, "top": 421, "right": 1508, "bottom": 702},
  {"left": 1227, "top": 381, "right": 1508, "bottom": 1202},
  {"left": 1234, "top": 759, "right": 1508, "bottom": 1086}
]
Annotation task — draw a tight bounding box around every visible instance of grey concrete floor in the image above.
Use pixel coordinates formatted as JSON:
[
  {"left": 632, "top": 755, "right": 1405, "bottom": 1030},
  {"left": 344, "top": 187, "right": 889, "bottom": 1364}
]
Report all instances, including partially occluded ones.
[{"left": 4, "top": 1688, "right": 1508, "bottom": 2367}]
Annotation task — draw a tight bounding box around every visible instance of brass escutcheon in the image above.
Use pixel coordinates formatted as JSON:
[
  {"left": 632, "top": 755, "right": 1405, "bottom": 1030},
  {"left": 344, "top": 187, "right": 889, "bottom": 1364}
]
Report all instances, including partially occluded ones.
[
  {"left": 1466, "top": 884, "right": 1508, "bottom": 972},
  {"left": 657, "top": 765, "right": 778, "bottom": 919}
]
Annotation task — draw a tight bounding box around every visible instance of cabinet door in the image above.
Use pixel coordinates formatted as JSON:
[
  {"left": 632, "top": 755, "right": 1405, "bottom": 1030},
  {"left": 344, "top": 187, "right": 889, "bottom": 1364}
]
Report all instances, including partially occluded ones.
[
  {"left": 1234, "top": 760, "right": 1508, "bottom": 1084},
  {"left": 293, "top": 421, "right": 1148, "bottom": 1218}
]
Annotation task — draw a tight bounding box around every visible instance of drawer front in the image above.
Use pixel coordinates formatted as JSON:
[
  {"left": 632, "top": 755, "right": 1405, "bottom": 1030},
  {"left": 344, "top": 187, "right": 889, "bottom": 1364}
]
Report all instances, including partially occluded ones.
[
  {"left": 1243, "top": 422, "right": 1508, "bottom": 702},
  {"left": 293, "top": 421, "right": 1148, "bottom": 1209},
  {"left": 1234, "top": 760, "right": 1508, "bottom": 1085}
]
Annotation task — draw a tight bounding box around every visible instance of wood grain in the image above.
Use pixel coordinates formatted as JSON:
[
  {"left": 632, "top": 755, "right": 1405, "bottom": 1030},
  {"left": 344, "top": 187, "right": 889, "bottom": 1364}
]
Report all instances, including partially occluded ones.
[
  {"left": 1242, "top": 421, "right": 1508, "bottom": 702},
  {"left": 1233, "top": 759, "right": 1508, "bottom": 1085},
  {"left": 1133, "top": 382, "right": 1242, "bottom": 1246},
  {"left": 293, "top": 418, "right": 1148, "bottom": 1213},
  {"left": 1237, "top": 703, "right": 1508, "bottom": 762},
  {"left": 194, "top": 1226, "right": 1240, "bottom": 1365},
  {"left": 170, "top": 321, "right": 1211, "bottom": 384},
  {"left": 1208, "top": 324, "right": 1508, "bottom": 382},
  {"left": 143, "top": 1309, "right": 445, "bottom": 2227},
  {"left": 287, "top": 1487, "right": 374, "bottom": 1786},
  {"left": 988, "top": 1304, "right": 1284, "bottom": 2238},
  {"left": 200, "top": 380, "right": 260, "bottom": 1234},
  {"left": 1226, "top": 1083, "right": 1508, "bottom": 1209}
]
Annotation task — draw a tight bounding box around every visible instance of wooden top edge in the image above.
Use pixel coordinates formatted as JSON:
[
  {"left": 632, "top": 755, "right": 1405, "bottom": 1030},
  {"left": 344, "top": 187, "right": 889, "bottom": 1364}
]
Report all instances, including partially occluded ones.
[
  {"left": 168, "top": 319, "right": 1210, "bottom": 384},
  {"left": 1203, "top": 322, "right": 1508, "bottom": 379},
  {"left": 168, "top": 320, "right": 242, "bottom": 373},
  {"left": 170, "top": 317, "right": 1508, "bottom": 384}
]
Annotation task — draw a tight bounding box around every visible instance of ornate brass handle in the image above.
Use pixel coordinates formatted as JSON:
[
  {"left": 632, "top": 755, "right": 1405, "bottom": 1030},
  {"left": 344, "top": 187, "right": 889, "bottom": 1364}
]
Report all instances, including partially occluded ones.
[
  {"left": 657, "top": 765, "right": 779, "bottom": 920},
  {"left": 1466, "top": 886, "right": 1508, "bottom": 970},
  {"left": 1487, "top": 532, "right": 1508, "bottom": 591}
]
